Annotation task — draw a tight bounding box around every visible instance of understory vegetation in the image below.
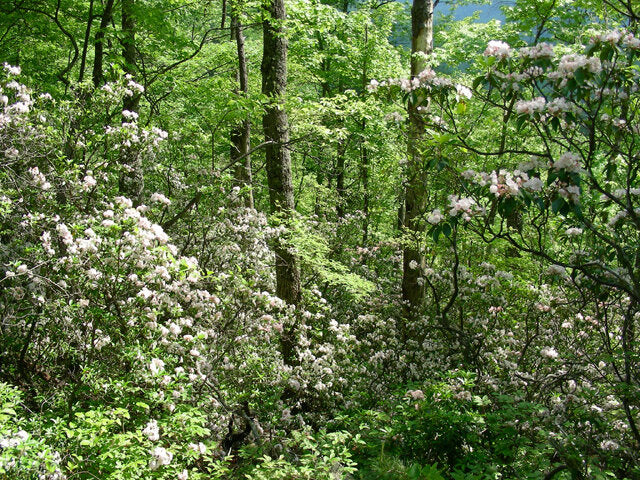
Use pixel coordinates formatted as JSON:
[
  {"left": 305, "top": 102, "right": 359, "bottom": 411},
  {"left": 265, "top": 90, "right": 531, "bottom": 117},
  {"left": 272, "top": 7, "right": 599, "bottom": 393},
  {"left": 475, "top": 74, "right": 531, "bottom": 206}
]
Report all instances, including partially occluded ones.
[{"left": 1, "top": 0, "right": 639, "bottom": 478}]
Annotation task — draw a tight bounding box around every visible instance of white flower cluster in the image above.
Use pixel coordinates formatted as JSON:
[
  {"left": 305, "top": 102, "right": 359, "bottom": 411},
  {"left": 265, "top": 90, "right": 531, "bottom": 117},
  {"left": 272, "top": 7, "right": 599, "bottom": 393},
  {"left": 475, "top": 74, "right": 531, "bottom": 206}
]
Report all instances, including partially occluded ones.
[
  {"left": 149, "top": 358, "right": 165, "bottom": 375},
  {"left": 122, "top": 109, "right": 139, "bottom": 121},
  {"left": 519, "top": 42, "right": 555, "bottom": 59},
  {"left": 547, "top": 264, "right": 566, "bottom": 276},
  {"left": 484, "top": 40, "right": 511, "bottom": 60},
  {"left": 0, "top": 429, "right": 28, "bottom": 448},
  {"left": 546, "top": 97, "right": 573, "bottom": 116},
  {"left": 150, "top": 192, "right": 171, "bottom": 206},
  {"left": 455, "top": 84, "right": 472, "bottom": 101},
  {"left": 366, "top": 68, "right": 451, "bottom": 94},
  {"left": 553, "top": 152, "right": 581, "bottom": 173},
  {"left": 1, "top": 77, "right": 33, "bottom": 124},
  {"left": 557, "top": 183, "right": 581, "bottom": 204},
  {"left": 125, "top": 75, "right": 145, "bottom": 97},
  {"left": 149, "top": 446, "right": 172, "bottom": 470},
  {"left": 475, "top": 169, "right": 543, "bottom": 199},
  {"left": 515, "top": 97, "right": 546, "bottom": 115},
  {"left": 427, "top": 208, "right": 444, "bottom": 225},
  {"left": 406, "top": 389, "right": 425, "bottom": 400},
  {"left": 28, "top": 166, "right": 51, "bottom": 190},
  {"left": 142, "top": 419, "right": 160, "bottom": 441},
  {"left": 448, "top": 195, "right": 477, "bottom": 221},
  {"left": 2, "top": 63, "right": 21, "bottom": 76},
  {"left": 556, "top": 54, "right": 602, "bottom": 76}
]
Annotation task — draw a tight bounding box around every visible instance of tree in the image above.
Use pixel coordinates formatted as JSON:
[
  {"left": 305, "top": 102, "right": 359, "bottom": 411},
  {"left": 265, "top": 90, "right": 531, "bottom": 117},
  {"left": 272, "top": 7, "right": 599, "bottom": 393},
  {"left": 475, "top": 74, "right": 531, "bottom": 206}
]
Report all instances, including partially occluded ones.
[
  {"left": 402, "top": 0, "right": 434, "bottom": 312},
  {"left": 262, "top": 0, "right": 301, "bottom": 310},
  {"left": 118, "top": 0, "right": 144, "bottom": 204},
  {"left": 230, "top": 0, "right": 253, "bottom": 208}
]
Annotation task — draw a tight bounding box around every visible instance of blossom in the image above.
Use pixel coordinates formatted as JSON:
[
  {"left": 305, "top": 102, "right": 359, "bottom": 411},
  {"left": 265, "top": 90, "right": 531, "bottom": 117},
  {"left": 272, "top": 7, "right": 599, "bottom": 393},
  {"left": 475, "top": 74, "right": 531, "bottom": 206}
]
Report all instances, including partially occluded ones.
[
  {"left": 622, "top": 32, "right": 640, "bottom": 49},
  {"left": 600, "top": 440, "right": 619, "bottom": 451},
  {"left": 28, "top": 166, "right": 51, "bottom": 190},
  {"left": 455, "top": 84, "right": 472, "bottom": 101},
  {"left": 553, "top": 152, "right": 581, "bottom": 173},
  {"left": 150, "top": 192, "right": 171, "bottom": 205},
  {"left": 540, "top": 346, "right": 559, "bottom": 359},
  {"left": 559, "top": 184, "right": 581, "bottom": 204},
  {"left": 189, "top": 442, "right": 207, "bottom": 455},
  {"left": 82, "top": 175, "right": 97, "bottom": 190},
  {"left": 547, "top": 97, "right": 572, "bottom": 115},
  {"left": 406, "top": 389, "right": 425, "bottom": 400},
  {"left": 417, "top": 68, "right": 436, "bottom": 83},
  {"left": 448, "top": 195, "right": 476, "bottom": 221},
  {"left": 149, "top": 358, "right": 165, "bottom": 375},
  {"left": 595, "top": 30, "right": 624, "bottom": 45},
  {"left": 86, "top": 268, "right": 102, "bottom": 280},
  {"left": 565, "top": 227, "right": 583, "bottom": 236},
  {"left": 484, "top": 40, "right": 511, "bottom": 59},
  {"left": 366, "top": 79, "right": 379, "bottom": 92},
  {"left": 515, "top": 97, "right": 546, "bottom": 115},
  {"left": 523, "top": 177, "right": 543, "bottom": 192},
  {"left": 557, "top": 54, "right": 601, "bottom": 76},
  {"left": 519, "top": 42, "right": 554, "bottom": 59},
  {"left": 149, "top": 446, "right": 172, "bottom": 470},
  {"left": 3, "top": 63, "right": 21, "bottom": 75},
  {"left": 127, "top": 78, "right": 145, "bottom": 94},
  {"left": 122, "top": 109, "right": 139, "bottom": 121},
  {"left": 427, "top": 209, "right": 444, "bottom": 225},
  {"left": 142, "top": 419, "right": 160, "bottom": 441}
]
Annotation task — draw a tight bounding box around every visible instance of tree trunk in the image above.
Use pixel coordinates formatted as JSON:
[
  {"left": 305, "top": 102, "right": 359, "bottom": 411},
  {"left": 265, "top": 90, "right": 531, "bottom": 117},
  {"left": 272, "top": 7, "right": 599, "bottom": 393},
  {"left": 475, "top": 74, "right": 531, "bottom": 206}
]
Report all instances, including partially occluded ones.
[
  {"left": 118, "top": 0, "right": 144, "bottom": 205},
  {"left": 361, "top": 24, "right": 370, "bottom": 244},
  {"left": 230, "top": 6, "right": 253, "bottom": 208},
  {"left": 336, "top": 139, "right": 346, "bottom": 218},
  {"left": 402, "top": 0, "right": 433, "bottom": 312},
  {"left": 78, "top": 0, "right": 94, "bottom": 84},
  {"left": 262, "top": 0, "right": 301, "bottom": 308},
  {"left": 361, "top": 119, "right": 369, "bottom": 244},
  {"left": 92, "top": 0, "right": 115, "bottom": 88}
]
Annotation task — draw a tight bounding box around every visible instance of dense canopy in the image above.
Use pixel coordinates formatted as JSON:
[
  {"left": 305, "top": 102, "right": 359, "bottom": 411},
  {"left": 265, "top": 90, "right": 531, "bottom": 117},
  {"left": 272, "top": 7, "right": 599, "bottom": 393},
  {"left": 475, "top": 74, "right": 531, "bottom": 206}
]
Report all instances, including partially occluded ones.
[{"left": 1, "top": 0, "right": 639, "bottom": 478}]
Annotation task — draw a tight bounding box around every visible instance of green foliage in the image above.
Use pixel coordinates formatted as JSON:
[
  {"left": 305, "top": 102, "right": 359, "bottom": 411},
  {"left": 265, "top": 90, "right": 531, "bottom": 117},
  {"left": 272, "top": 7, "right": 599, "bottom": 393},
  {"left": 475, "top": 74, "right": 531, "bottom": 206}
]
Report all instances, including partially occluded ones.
[
  {"left": 241, "top": 429, "right": 359, "bottom": 480},
  {"left": 1, "top": 0, "right": 640, "bottom": 479}
]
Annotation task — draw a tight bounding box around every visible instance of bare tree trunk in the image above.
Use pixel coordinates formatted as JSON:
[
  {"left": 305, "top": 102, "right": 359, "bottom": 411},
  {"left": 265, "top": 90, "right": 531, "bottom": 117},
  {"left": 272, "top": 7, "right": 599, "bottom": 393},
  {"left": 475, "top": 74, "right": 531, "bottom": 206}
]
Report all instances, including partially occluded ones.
[
  {"left": 262, "top": 0, "right": 301, "bottom": 308},
  {"left": 78, "top": 0, "right": 94, "bottom": 84},
  {"left": 118, "top": 0, "right": 143, "bottom": 204},
  {"left": 361, "top": 24, "right": 370, "bottom": 244},
  {"left": 230, "top": 5, "right": 253, "bottom": 208},
  {"left": 402, "top": 0, "right": 433, "bottom": 312},
  {"left": 336, "top": 139, "right": 346, "bottom": 218},
  {"left": 361, "top": 119, "right": 369, "bottom": 244},
  {"left": 92, "top": 0, "right": 114, "bottom": 88}
]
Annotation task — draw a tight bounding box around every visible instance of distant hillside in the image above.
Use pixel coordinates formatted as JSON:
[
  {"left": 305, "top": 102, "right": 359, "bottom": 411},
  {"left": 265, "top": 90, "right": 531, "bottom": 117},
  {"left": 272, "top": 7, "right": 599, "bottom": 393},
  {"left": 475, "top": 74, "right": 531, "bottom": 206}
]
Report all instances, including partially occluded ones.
[{"left": 437, "top": 0, "right": 506, "bottom": 23}]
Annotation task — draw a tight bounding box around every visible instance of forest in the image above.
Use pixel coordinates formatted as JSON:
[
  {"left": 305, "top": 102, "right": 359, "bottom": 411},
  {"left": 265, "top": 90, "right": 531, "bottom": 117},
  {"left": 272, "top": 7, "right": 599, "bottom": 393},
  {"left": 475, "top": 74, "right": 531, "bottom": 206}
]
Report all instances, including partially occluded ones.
[{"left": 0, "top": 0, "right": 639, "bottom": 478}]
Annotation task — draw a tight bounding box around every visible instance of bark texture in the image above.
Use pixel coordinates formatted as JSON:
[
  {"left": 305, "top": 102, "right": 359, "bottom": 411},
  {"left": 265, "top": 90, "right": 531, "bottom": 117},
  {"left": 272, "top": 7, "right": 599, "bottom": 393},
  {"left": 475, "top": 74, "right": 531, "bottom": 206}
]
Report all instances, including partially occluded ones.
[
  {"left": 118, "top": 0, "right": 144, "bottom": 205},
  {"left": 261, "top": 0, "right": 301, "bottom": 307},
  {"left": 402, "top": 0, "right": 433, "bottom": 311},
  {"left": 230, "top": 8, "right": 253, "bottom": 208},
  {"left": 92, "top": 0, "right": 114, "bottom": 88}
]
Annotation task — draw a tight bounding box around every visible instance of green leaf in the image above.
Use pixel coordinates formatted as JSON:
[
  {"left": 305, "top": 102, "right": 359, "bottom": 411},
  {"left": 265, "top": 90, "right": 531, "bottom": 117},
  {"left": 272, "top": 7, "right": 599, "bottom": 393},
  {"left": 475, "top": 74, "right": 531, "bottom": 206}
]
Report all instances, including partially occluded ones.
[
  {"left": 432, "top": 225, "right": 442, "bottom": 243},
  {"left": 552, "top": 198, "right": 565, "bottom": 214}
]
